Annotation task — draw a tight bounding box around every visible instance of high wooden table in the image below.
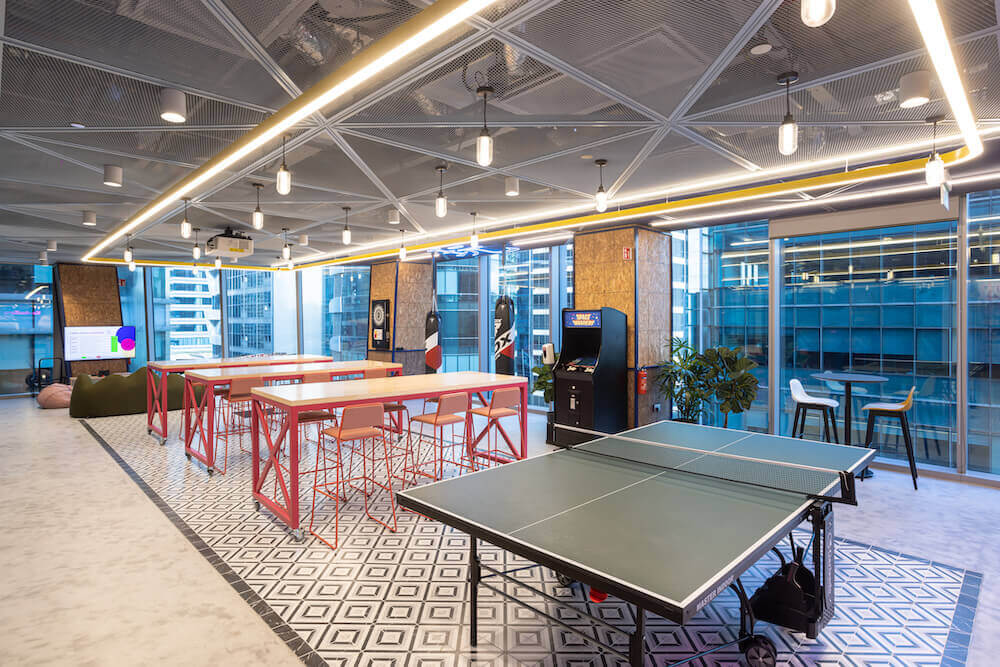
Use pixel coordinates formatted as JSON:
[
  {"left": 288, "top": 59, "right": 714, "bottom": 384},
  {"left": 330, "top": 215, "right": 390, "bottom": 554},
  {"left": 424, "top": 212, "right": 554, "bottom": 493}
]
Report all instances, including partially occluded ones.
[
  {"left": 182, "top": 360, "right": 402, "bottom": 475},
  {"left": 146, "top": 354, "right": 332, "bottom": 444},
  {"left": 250, "top": 371, "right": 529, "bottom": 539}
]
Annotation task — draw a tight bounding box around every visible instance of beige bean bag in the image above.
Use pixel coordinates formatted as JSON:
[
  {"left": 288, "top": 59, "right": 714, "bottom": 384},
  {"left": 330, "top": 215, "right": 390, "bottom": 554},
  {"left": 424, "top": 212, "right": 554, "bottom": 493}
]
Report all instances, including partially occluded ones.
[{"left": 37, "top": 383, "right": 72, "bottom": 409}]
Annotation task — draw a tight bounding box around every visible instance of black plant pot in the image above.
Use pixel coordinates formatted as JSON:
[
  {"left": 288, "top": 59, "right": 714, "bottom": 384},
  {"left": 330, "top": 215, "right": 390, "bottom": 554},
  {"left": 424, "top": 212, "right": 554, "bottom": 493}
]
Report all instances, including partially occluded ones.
[
  {"left": 545, "top": 410, "right": 555, "bottom": 445},
  {"left": 672, "top": 417, "right": 698, "bottom": 424}
]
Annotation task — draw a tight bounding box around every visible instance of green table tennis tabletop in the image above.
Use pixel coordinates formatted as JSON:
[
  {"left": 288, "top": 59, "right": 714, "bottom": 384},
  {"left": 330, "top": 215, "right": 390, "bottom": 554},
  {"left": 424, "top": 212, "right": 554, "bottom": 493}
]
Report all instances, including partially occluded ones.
[{"left": 397, "top": 420, "right": 874, "bottom": 623}]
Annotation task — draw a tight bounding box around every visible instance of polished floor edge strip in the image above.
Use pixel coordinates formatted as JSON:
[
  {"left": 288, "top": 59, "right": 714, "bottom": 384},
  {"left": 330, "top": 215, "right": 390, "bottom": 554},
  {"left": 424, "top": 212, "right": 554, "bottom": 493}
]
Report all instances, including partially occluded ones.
[{"left": 79, "top": 419, "right": 328, "bottom": 667}]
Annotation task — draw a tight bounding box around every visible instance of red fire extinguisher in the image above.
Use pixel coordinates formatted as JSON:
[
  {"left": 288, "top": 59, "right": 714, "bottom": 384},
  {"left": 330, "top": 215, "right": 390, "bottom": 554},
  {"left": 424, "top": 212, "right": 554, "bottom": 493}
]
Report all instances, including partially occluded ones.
[{"left": 637, "top": 368, "right": 648, "bottom": 395}]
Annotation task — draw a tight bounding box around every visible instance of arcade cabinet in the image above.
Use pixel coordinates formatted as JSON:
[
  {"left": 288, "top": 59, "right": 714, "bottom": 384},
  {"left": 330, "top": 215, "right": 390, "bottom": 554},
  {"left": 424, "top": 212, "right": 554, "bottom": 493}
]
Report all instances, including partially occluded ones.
[{"left": 553, "top": 307, "right": 627, "bottom": 447}]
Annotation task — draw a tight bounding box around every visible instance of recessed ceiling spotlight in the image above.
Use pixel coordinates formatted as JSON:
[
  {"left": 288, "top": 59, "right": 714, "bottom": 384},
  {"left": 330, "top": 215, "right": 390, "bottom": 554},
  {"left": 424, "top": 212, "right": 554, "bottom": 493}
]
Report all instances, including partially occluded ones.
[
  {"left": 69, "top": 122, "right": 86, "bottom": 129},
  {"left": 103, "top": 164, "right": 123, "bottom": 187},
  {"left": 749, "top": 43, "right": 773, "bottom": 56},
  {"left": 82, "top": 210, "right": 97, "bottom": 226},
  {"left": 580, "top": 154, "right": 593, "bottom": 160},
  {"left": 505, "top": 176, "right": 520, "bottom": 197},
  {"left": 387, "top": 209, "right": 400, "bottom": 225},
  {"left": 159, "top": 88, "right": 187, "bottom": 123},
  {"left": 47, "top": 240, "right": 57, "bottom": 252},
  {"left": 899, "top": 70, "right": 932, "bottom": 109}
]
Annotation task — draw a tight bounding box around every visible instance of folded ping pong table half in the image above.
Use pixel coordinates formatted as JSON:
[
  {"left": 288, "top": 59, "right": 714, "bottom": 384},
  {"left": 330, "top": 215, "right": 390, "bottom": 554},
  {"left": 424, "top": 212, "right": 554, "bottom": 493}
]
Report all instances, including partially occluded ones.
[{"left": 397, "top": 420, "right": 875, "bottom": 666}]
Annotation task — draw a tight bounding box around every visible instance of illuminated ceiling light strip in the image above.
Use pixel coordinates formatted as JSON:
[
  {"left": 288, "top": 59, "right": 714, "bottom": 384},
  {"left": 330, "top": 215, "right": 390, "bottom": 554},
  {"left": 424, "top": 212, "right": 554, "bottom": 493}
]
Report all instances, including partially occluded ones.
[
  {"left": 89, "top": 257, "right": 278, "bottom": 272},
  {"left": 908, "top": 0, "right": 983, "bottom": 158},
  {"left": 82, "top": 0, "right": 500, "bottom": 262}
]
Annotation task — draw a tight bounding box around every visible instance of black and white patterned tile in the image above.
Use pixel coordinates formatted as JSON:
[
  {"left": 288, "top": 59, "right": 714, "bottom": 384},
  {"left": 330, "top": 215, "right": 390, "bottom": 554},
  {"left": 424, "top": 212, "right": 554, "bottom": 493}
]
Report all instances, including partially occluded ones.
[{"left": 83, "top": 413, "right": 980, "bottom": 666}]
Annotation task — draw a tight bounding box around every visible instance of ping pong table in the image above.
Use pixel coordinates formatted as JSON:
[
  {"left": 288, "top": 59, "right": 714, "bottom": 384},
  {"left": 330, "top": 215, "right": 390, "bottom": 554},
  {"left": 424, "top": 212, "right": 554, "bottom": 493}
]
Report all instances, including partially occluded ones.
[{"left": 396, "top": 420, "right": 875, "bottom": 666}]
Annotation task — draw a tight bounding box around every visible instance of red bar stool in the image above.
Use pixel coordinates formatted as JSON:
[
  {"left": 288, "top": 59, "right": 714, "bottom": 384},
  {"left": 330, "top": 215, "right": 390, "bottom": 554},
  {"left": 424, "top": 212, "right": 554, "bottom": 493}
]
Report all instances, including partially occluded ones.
[
  {"left": 296, "top": 370, "right": 338, "bottom": 451},
  {"left": 406, "top": 392, "right": 472, "bottom": 484},
  {"left": 215, "top": 375, "right": 263, "bottom": 474},
  {"left": 469, "top": 387, "right": 523, "bottom": 467},
  {"left": 311, "top": 403, "right": 397, "bottom": 549}
]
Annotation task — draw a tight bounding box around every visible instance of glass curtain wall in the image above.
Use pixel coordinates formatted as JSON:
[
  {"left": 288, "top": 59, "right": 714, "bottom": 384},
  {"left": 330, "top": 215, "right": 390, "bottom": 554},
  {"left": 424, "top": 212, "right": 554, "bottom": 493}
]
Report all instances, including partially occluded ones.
[
  {"left": 436, "top": 257, "right": 480, "bottom": 372},
  {"left": 488, "top": 247, "right": 553, "bottom": 407},
  {"left": 224, "top": 269, "right": 297, "bottom": 356},
  {"left": 673, "top": 221, "right": 769, "bottom": 431},
  {"left": 0, "top": 264, "right": 53, "bottom": 394},
  {"left": 778, "top": 222, "right": 958, "bottom": 468},
  {"left": 149, "top": 266, "right": 221, "bottom": 360},
  {"left": 117, "top": 266, "right": 147, "bottom": 371},
  {"left": 965, "top": 190, "right": 1000, "bottom": 474},
  {"left": 301, "top": 265, "right": 370, "bottom": 360}
]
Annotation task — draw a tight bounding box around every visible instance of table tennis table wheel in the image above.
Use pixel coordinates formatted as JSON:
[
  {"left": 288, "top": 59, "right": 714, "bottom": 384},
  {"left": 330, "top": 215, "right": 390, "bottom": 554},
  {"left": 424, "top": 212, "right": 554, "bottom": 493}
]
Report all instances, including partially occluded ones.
[
  {"left": 741, "top": 634, "right": 776, "bottom": 667},
  {"left": 555, "top": 573, "right": 575, "bottom": 588}
]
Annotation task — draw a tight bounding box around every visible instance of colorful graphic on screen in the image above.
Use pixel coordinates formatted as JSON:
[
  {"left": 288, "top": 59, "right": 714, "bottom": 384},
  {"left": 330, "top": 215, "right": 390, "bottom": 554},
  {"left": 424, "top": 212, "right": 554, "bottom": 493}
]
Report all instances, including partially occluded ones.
[{"left": 115, "top": 326, "right": 136, "bottom": 352}]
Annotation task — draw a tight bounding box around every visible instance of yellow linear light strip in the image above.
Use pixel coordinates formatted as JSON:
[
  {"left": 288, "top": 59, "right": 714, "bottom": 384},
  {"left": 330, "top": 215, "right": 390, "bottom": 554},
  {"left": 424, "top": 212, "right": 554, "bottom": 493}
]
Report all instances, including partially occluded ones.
[
  {"left": 81, "top": 0, "right": 500, "bottom": 263},
  {"left": 292, "top": 0, "right": 984, "bottom": 269},
  {"left": 90, "top": 257, "right": 279, "bottom": 272}
]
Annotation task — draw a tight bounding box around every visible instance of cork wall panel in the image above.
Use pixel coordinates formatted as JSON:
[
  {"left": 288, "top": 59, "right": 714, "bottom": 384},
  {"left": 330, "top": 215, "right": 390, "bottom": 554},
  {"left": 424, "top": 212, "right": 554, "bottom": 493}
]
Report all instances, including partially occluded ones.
[
  {"left": 59, "top": 264, "right": 122, "bottom": 326},
  {"left": 636, "top": 229, "right": 671, "bottom": 368},
  {"left": 394, "top": 261, "right": 433, "bottom": 350},
  {"left": 369, "top": 261, "right": 398, "bottom": 350}
]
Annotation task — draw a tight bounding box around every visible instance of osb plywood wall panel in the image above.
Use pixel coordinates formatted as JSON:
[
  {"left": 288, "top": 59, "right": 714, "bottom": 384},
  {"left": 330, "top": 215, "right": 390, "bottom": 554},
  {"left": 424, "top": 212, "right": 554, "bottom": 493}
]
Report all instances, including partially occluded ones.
[
  {"left": 574, "top": 227, "right": 636, "bottom": 426},
  {"left": 58, "top": 264, "right": 127, "bottom": 375},
  {"left": 394, "top": 261, "right": 433, "bottom": 350},
  {"left": 636, "top": 230, "right": 671, "bottom": 426},
  {"left": 369, "top": 261, "right": 398, "bottom": 350}
]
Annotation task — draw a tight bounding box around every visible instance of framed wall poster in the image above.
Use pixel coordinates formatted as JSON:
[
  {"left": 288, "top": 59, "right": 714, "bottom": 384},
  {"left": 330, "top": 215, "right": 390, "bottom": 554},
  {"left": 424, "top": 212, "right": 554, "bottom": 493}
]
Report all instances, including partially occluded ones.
[{"left": 370, "top": 298, "right": 391, "bottom": 350}]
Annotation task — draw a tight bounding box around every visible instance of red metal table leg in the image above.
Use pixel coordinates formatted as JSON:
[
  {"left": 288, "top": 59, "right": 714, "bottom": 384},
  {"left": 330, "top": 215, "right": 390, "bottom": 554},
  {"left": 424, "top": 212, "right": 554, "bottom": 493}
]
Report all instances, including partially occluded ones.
[
  {"left": 183, "top": 378, "right": 217, "bottom": 474},
  {"left": 519, "top": 384, "right": 528, "bottom": 460}
]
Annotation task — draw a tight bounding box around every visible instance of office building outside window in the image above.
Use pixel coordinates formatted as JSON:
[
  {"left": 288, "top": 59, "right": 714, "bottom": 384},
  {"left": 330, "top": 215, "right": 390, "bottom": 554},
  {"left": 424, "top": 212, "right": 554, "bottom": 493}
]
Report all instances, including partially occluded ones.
[
  {"left": 117, "top": 266, "right": 147, "bottom": 371},
  {"left": 436, "top": 257, "right": 480, "bottom": 372},
  {"left": 301, "top": 265, "right": 370, "bottom": 360},
  {"left": 149, "top": 267, "right": 221, "bottom": 360},
  {"left": 224, "top": 269, "right": 297, "bottom": 356},
  {"left": 0, "top": 264, "right": 53, "bottom": 395}
]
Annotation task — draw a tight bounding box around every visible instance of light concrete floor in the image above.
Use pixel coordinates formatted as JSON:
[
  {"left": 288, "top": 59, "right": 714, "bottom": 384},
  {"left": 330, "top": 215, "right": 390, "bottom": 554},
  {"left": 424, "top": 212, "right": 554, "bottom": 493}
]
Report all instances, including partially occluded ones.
[{"left": 0, "top": 398, "right": 996, "bottom": 665}]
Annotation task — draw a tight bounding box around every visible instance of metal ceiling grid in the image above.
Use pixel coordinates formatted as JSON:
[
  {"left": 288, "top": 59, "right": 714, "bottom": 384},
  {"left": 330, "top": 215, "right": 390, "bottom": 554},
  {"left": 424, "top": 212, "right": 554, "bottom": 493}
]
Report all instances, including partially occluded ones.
[
  {"left": 4, "top": 0, "right": 290, "bottom": 109},
  {"left": 0, "top": 46, "right": 268, "bottom": 129},
  {"left": 684, "top": 0, "right": 998, "bottom": 117},
  {"left": 511, "top": 0, "right": 764, "bottom": 119},
  {"left": 0, "top": 180, "right": 127, "bottom": 206},
  {"left": 687, "top": 33, "right": 1000, "bottom": 126},
  {"left": 346, "top": 37, "right": 651, "bottom": 125}
]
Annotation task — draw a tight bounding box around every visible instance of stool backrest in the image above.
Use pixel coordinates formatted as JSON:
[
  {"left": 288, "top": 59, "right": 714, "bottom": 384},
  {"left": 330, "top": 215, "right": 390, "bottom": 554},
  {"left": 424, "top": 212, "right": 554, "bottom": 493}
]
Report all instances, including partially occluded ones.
[
  {"left": 302, "top": 370, "right": 332, "bottom": 383},
  {"left": 229, "top": 376, "right": 262, "bottom": 397},
  {"left": 339, "top": 403, "right": 384, "bottom": 431},
  {"left": 490, "top": 387, "right": 521, "bottom": 411},
  {"left": 789, "top": 378, "right": 810, "bottom": 403},
  {"left": 899, "top": 386, "right": 916, "bottom": 412},
  {"left": 365, "top": 368, "right": 389, "bottom": 379},
  {"left": 437, "top": 392, "right": 469, "bottom": 416}
]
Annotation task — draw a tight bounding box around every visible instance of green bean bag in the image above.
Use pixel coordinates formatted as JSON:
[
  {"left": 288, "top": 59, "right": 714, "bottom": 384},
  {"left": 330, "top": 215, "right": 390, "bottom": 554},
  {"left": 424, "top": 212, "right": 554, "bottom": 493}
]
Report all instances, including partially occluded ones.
[{"left": 70, "top": 367, "right": 204, "bottom": 418}]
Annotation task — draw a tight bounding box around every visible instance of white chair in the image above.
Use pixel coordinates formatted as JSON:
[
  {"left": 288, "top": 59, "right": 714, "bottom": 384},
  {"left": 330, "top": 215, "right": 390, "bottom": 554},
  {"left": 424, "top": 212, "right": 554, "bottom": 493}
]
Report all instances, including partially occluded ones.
[{"left": 790, "top": 379, "right": 839, "bottom": 443}]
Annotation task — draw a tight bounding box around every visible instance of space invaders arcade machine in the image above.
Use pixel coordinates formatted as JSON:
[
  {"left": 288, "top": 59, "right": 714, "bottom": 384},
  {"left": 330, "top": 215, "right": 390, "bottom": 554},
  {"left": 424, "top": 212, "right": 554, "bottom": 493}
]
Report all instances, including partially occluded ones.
[{"left": 553, "top": 307, "right": 627, "bottom": 447}]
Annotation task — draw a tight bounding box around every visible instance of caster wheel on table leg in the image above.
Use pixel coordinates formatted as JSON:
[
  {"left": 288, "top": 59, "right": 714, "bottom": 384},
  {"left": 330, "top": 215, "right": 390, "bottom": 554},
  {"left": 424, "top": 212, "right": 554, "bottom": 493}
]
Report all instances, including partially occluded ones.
[
  {"left": 555, "top": 573, "right": 575, "bottom": 587},
  {"left": 185, "top": 453, "right": 191, "bottom": 461},
  {"left": 207, "top": 468, "right": 214, "bottom": 477},
  {"left": 253, "top": 500, "right": 261, "bottom": 511},
  {"left": 741, "top": 635, "right": 776, "bottom": 667},
  {"left": 291, "top": 529, "right": 304, "bottom": 542}
]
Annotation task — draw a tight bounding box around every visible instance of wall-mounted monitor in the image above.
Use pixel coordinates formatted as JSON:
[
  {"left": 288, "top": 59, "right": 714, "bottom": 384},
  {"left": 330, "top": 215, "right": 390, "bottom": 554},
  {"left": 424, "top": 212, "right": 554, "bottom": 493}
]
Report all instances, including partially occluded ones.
[{"left": 64, "top": 326, "right": 136, "bottom": 362}]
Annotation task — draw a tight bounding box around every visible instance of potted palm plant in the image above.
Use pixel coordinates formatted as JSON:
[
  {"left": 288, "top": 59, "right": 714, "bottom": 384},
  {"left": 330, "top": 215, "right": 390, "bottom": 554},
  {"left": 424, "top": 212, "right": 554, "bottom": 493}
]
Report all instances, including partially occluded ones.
[
  {"left": 531, "top": 359, "right": 557, "bottom": 444},
  {"left": 655, "top": 337, "right": 711, "bottom": 423},
  {"left": 701, "top": 345, "right": 759, "bottom": 428}
]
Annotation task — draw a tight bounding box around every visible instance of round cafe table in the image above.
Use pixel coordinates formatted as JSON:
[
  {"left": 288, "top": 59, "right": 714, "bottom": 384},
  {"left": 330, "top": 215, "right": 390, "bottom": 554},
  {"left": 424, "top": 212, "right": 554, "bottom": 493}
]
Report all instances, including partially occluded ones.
[{"left": 811, "top": 371, "right": 888, "bottom": 447}]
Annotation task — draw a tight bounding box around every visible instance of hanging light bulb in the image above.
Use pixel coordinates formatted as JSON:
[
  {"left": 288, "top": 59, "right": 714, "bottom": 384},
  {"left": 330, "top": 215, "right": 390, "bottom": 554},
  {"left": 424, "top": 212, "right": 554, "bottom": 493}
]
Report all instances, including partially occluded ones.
[
  {"left": 594, "top": 159, "right": 608, "bottom": 212},
  {"left": 801, "top": 0, "right": 836, "bottom": 27},
  {"left": 399, "top": 230, "right": 407, "bottom": 260},
  {"left": 435, "top": 164, "right": 448, "bottom": 218},
  {"left": 387, "top": 208, "right": 400, "bottom": 225},
  {"left": 925, "top": 114, "right": 947, "bottom": 187},
  {"left": 129, "top": 260, "right": 137, "bottom": 272},
  {"left": 470, "top": 211, "right": 479, "bottom": 251},
  {"left": 192, "top": 228, "right": 201, "bottom": 260},
  {"left": 215, "top": 256, "right": 222, "bottom": 269},
  {"left": 342, "top": 206, "right": 352, "bottom": 245},
  {"left": 276, "top": 136, "right": 291, "bottom": 195},
  {"left": 180, "top": 198, "right": 192, "bottom": 239},
  {"left": 476, "top": 83, "right": 494, "bottom": 167},
  {"left": 123, "top": 236, "right": 133, "bottom": 264},
  {"left": 777, "top": 71, "right": 799, "bottom": 156},
  {"left": 252, "top": 183, "right": 264, "bottom": 229},
  {"left": 281, "top": 227, "right": 291, "bottom": 261}
]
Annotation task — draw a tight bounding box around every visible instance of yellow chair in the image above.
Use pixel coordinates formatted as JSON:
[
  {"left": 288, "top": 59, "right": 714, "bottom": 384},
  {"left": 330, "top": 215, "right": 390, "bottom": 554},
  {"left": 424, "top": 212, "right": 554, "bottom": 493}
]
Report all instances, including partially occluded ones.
[{"left": 861, "top": 387, "right": 918, "bottom": 490}]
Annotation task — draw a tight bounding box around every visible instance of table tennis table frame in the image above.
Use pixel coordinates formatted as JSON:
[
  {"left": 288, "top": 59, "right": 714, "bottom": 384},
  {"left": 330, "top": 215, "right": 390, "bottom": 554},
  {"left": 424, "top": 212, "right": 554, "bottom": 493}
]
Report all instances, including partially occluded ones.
[
  {"left": 400, "top": 481, "right": 841, "bottom": 666},
  {"left": 250, "top": 376, "right": 529, "bottom": 540}
]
